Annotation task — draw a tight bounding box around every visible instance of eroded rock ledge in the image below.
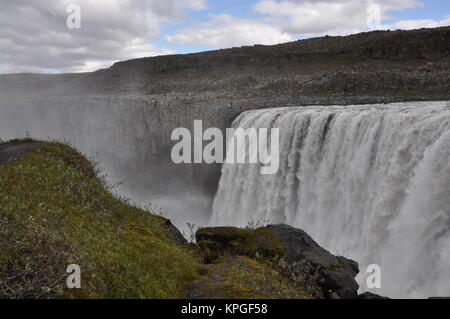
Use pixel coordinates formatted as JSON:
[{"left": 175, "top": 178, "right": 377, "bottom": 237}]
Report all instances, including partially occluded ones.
[{"left": 185, "top": 224, "right": 388, "bottom": 299}]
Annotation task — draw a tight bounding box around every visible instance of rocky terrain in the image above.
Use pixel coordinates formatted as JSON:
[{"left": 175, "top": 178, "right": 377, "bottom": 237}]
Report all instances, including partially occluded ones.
[
  {"left": 184, "top": 224, "right": 387, "bottom": 299},
  {"left": 0, "top": 26, "right": 449, "bottom": 215}
]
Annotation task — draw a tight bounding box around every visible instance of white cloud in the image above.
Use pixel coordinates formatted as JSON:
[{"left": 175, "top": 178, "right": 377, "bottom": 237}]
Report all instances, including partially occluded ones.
[
  {"left": 381, "top": 16, "right": 450, "bottom": 30},
  {"left": 254, "top": 0, "right": 368, "bottom": 36},
  {"left": 167, "top": 14, "right": 293, "bottom": 47},
  {"left": 0, "top": 0, "right": 205, "bottom": 73},
  {"left": 168, "top": 0, "right": 448, "bottom": 49},
  {"left": 253, "top": 0, "right": 427, "bottom": 36}
]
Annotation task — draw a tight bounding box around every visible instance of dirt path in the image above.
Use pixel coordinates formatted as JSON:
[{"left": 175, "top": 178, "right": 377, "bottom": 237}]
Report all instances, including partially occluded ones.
[{"left": 0, "top": 142, "right": 41, "bottom": 166}]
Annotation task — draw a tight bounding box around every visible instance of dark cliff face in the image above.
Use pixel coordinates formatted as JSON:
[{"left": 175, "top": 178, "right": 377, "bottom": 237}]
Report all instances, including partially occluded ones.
[
  {"left": 1, "top": 26, "right": 449, "bottom": 99},
  {"left": 90, "top": 26, "right": 450, "bottom": 98},
  {"left": 0, "top": 27, "right": 449, "bottom": 224}
]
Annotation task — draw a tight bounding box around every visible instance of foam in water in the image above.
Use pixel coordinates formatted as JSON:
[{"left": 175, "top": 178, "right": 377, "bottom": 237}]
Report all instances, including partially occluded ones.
[{"left": 211, "top": 101, "right": 450, "bottom": 298}]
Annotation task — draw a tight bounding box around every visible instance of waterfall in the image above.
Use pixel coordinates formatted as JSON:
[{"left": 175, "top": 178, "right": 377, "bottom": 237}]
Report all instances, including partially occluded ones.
[{"left": 212, "top": 101, "right": 450, "bottom": 298}]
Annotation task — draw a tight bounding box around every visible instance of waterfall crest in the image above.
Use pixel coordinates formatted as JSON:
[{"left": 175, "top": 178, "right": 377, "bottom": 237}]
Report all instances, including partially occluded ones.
[{"left": 212, "top": 101, "right": 450, "bottom": 298}]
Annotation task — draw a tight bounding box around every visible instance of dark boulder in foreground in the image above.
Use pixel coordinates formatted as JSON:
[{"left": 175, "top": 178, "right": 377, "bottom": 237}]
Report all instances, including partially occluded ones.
[
  {"left": 267, "top": 224, "right": 360, "bottom": 299},
  {"left": 196, "top": 227, "right": 284, "bottom": 263}
]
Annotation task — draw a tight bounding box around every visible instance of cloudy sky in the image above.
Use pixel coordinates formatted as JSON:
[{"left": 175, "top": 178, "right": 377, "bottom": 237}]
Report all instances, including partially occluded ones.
[{"left": 0, "top": 0, "right": 449, "bottom": 74}]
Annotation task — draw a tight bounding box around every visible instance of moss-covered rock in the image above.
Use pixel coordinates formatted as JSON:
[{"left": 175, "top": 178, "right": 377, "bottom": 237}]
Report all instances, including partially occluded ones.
[
  {"left": 184, "top": 256, "right": 313, "bottom": 299},
  {"left": 196, "top": 227, "right": 285, "bottom": 263}
]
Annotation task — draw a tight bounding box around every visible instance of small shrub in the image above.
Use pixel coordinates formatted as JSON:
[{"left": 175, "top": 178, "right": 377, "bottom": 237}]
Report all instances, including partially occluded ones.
[{"left": 264, "top": 256, "right": 323, "bottom": 299}]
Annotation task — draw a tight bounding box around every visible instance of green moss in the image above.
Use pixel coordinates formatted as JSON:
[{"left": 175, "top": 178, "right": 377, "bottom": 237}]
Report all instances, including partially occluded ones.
[
  {"left": 38, "top": 142, "right": 97, "bottom": 179},
  {"left": 187, "top": 256, "right": 313, "bottom": 299},
  {"left": 0, "top": 141, "right": 200, "bottom": 299},
  {"left": 196, "top": 227, "right": 285, "bottom": 262}
]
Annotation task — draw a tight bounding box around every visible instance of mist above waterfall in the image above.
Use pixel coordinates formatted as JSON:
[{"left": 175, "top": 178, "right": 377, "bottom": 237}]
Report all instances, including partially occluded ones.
[
  {"left": 0, "top": 91, "right": 226, "bottom": 231},
  {"left": 212, "top": 101, "right": 450, "bottom": 298}
]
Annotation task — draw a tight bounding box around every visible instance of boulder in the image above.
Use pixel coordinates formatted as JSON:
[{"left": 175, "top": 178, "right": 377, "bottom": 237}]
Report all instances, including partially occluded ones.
[
  {"left": 196, "top": 227, "right": 284, "bottom": 263},
  {"left": 164, "top": 219, "right": 188, "bottom": 245},
  {"left": 267, "top": 224, "right": 359, "bottom": 299}
]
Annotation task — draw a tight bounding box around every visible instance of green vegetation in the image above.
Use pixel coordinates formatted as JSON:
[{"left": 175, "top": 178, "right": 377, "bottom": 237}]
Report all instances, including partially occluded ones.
[
  {"left": 190, "top": 226, "right": 321, "bottom": 299},
  {"left": 0, "top": 140, "right": 200, "bottom": 299},
  {"left": 196, "top": 227, "right": 285, "bottom": 263},
  {"left": 185, "top": 256, "right": 313, "bottom": 299}
]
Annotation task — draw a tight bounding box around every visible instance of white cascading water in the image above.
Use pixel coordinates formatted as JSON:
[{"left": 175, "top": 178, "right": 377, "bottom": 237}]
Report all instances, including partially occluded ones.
[{"left": 212, "top": 101, "right": 450, "bottom": 298}]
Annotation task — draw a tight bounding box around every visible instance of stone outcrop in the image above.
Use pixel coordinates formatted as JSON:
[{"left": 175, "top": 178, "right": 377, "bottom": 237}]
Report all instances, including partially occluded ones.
[
  {"left": 164, "top": 219, "right": 188, "bottom": 245},
  {"left": 267, "top": 224, "right": 360, "bottom": 299},
  {"left": 196, "top": 227, "right": 284, "bottom": 263},
  {"left": 192, "top": 224, "right": 388, "bottom": 299},
  {"left": 183, "top": 256, "right": 315, "bottom": 299}
]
